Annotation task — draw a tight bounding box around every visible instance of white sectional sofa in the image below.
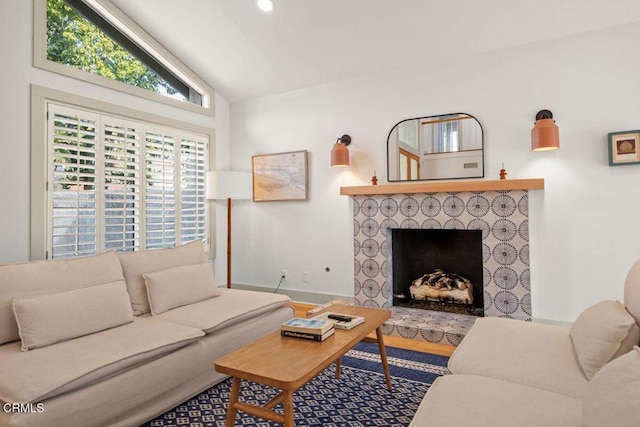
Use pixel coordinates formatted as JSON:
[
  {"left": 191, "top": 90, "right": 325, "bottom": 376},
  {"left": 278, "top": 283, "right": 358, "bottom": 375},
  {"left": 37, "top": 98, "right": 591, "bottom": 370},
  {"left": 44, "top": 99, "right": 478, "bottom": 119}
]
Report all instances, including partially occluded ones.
[
  {"left": 0, "top": 240, "right": 293, "bottom": 427},
  {"left": 410, "top": 259, "right": 640, "bottom": 426}
]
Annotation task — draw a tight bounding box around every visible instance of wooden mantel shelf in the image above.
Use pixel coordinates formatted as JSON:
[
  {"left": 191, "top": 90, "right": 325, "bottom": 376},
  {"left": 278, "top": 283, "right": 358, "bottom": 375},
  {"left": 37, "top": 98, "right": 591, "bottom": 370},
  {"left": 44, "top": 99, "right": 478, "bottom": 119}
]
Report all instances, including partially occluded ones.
[{"left": 340, "top": 178, "right": 544, "bottom": 196}]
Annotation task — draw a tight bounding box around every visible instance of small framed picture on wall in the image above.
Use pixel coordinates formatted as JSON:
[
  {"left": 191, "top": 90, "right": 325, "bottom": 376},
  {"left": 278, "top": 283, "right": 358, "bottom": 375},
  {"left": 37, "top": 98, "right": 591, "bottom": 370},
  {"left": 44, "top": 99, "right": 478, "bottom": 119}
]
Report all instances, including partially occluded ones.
[{"left": 608, "top": 130, "right": 640, "bottom": 166}]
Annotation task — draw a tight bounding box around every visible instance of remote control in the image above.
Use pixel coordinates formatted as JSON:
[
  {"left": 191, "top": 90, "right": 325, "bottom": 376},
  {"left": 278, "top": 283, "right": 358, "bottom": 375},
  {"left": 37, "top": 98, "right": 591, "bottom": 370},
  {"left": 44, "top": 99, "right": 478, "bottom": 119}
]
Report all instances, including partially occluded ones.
[{"left": 328, "top": 314, "right": 352, "bottom": 322}]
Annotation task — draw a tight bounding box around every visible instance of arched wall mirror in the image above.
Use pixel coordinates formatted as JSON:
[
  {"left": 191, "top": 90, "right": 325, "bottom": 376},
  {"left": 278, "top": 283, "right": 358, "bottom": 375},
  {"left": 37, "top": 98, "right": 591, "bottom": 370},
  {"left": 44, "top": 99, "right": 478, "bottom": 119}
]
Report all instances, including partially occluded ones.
[{"left": 387, "top": 113, "right": 484, "bottom": 181}]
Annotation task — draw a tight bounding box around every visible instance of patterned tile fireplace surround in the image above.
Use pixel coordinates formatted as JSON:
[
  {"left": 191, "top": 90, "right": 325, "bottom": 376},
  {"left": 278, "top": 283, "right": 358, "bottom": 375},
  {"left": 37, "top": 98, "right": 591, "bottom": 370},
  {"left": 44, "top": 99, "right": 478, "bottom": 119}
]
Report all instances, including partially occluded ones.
[{"left": 344, "top": 179, "right": 544, "bottom": 346}]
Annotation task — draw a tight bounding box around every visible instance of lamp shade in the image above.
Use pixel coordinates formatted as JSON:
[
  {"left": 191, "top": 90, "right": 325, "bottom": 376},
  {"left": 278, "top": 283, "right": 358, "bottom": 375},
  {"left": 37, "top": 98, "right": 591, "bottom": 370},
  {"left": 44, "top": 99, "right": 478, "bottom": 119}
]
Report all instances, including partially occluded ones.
[
  {"left": 206, "top": 171, "right": 252, "bottom": 200},
  {"left": 531, "top": 110, "right": 559, "bottom": 151},
  {"left": 331, "top": 142, "right": 350, "bottom": 167},
  {"left": 331, "top": 135, "right": 352, "bottom": 167}
]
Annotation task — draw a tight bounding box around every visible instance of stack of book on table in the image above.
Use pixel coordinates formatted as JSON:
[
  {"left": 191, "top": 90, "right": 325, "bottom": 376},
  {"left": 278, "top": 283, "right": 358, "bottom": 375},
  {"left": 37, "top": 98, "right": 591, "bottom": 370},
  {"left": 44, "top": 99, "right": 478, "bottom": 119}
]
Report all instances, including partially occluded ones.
[{"left": 281, "top": 318, "right": 335, "bottom": 342}]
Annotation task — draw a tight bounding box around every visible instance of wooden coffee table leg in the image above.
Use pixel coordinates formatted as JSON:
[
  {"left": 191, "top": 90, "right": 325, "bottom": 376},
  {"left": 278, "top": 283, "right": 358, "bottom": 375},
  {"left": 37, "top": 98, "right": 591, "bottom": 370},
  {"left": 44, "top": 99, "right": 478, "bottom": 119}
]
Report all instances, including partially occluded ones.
[
  {"left": 225, "top": 377, "right": 241, "bottom": 427},
  {"left": 283, "top": 389, "right": 295, "bottom": 427},
  {"left": 335, "top": 357, "right": 341, "bottom": 379},
  {"left": 375, "top": 326, "right": 392, "bottom": 391}
]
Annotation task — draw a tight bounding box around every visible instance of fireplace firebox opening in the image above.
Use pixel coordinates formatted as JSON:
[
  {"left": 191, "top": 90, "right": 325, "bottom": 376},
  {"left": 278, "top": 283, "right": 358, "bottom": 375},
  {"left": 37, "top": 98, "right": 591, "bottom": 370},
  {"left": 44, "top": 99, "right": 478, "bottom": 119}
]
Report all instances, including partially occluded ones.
[{"left": 391, "top": 228, "right": 484, "bottom": 316}]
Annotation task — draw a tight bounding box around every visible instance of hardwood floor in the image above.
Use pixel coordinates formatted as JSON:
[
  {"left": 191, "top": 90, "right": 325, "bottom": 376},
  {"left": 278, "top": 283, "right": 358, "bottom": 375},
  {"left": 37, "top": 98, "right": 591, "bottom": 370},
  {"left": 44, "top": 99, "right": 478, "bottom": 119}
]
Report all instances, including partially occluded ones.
[{"left": 288, "top": 302, "right": 455, "bottom": 357}]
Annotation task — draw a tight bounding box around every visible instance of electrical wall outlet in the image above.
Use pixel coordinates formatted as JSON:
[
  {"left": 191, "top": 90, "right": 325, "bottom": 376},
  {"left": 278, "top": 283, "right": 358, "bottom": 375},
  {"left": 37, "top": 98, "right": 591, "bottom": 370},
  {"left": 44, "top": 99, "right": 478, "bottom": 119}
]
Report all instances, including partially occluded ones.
[
  {"left": 302, "top": 271, "right": 309, "bottom": 283},
  {"left": 280, "top": 269, "right": 287, "bottom": 280}
]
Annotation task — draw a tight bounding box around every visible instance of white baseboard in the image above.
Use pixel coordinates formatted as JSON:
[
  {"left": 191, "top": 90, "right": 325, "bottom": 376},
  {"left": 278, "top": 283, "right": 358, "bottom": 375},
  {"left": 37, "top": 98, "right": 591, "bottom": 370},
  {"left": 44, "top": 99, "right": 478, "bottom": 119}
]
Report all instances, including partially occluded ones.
[
  {"left": 532, "top": 317, "right": 572, "bottom": 326},
  {"left": 230, "top": 283, "right": 354, "bottom": 305}
]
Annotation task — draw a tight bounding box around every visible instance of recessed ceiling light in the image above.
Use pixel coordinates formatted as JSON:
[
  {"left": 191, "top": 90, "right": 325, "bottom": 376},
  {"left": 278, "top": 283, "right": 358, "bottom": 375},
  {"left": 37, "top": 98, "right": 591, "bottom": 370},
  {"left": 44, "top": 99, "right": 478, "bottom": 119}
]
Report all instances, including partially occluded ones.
[{"left": 256, "top": 0, "right": 275, "bottom": 13}]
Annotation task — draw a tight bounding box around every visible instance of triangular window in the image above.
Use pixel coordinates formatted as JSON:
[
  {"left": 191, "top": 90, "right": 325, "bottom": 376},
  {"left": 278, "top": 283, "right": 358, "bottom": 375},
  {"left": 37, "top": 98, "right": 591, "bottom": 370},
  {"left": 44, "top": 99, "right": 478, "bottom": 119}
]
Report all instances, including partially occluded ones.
[{"left": 36, "top": 0, "right": 213, "bottom": 113}]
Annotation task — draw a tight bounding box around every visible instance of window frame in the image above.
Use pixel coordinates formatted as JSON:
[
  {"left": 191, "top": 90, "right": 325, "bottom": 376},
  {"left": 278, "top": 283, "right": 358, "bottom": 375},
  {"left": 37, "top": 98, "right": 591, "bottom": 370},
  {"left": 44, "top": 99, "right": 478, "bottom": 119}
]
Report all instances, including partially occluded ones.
[
  {"left": 398, "top": 148, "right": 420, "bottom": 181},
  {"left": 31, "top": 84, "right": 216, "bottom": 260},
  {"left": 33, "top": 0, "right": 215, "bottom": 116}
]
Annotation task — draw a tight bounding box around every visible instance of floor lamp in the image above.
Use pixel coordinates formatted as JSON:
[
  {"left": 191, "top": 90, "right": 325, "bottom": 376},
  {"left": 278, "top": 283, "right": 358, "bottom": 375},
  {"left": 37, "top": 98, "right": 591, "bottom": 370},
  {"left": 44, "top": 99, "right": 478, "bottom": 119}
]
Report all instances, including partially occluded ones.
[{"left": 206, "top": 171, "right": 252, "bottom": 288}]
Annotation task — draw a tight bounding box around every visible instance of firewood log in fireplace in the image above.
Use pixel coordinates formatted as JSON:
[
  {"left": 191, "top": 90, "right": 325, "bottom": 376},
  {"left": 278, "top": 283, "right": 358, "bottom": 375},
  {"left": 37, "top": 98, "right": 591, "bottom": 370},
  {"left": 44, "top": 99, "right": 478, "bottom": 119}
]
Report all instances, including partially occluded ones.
[{"left": 409, "top": 270, "right": 474, "bottom": 304}]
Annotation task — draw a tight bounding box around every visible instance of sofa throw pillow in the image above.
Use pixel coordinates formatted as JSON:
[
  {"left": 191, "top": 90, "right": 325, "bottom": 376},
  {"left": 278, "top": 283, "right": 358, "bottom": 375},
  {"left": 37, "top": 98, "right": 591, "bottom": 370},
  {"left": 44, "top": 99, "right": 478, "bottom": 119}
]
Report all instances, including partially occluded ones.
[
  {"left": 118, "top": 240, "right": 208, "bottom": 315},
  {"left": 584, "top": 346, "right": 640, "bottom": 427},
  {"left": 144, "top": 263, "right": 220, "bottom": 315},
  {"left": 570, "top": 300, "right": 640, "bottom": 379},
  {"left": 0, "top": 251, "right": 124, "bottom": 346},
  {"left": 13, "top": 280, "right": 133, "bottom": 351}
]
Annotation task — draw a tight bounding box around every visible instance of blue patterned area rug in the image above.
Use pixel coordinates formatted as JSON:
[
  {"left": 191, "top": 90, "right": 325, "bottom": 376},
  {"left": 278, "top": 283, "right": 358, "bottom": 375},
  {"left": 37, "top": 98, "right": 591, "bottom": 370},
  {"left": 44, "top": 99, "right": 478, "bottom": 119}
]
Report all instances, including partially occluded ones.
[{"left": 141, "top": 342, "right": 449, "bottom": 427}]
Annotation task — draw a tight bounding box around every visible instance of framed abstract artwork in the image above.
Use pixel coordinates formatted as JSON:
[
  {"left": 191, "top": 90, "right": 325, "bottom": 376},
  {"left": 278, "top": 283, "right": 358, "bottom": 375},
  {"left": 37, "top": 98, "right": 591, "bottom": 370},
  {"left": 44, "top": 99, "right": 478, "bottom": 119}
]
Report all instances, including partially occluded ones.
[
  {"left": 252, "top": 150, "right": 309, "bottom": 201},
  {"left": 608, "top": 130, "right": 640, "bottom": 166}
]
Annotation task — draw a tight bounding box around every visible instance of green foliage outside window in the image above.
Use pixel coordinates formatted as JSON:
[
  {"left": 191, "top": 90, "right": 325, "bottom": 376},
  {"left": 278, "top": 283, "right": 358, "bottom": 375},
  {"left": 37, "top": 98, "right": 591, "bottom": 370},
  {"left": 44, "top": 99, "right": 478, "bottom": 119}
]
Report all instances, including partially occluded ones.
[{"left": 46, "top": 0, "right": 181, "bottom": 98}]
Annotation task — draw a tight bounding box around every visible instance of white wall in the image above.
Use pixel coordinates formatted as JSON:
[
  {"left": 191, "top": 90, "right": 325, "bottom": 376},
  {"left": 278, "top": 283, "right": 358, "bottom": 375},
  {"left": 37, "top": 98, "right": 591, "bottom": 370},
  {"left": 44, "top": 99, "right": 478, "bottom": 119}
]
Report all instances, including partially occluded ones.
[
  {"left": 229, "top": 22, "right": 640, "bottom": 322},
  {"left": 0, "top": 0, "right": 228, "bottom": 263}
]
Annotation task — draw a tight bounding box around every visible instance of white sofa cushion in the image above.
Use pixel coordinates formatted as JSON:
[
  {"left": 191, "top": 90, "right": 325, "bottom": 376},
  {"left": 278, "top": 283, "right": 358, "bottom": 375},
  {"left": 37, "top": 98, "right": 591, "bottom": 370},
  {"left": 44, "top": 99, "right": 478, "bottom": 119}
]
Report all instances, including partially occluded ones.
[
  {"left": 144, "top": 263, "right": 220, "bottom": 315},
  {"left": 411, "top": 374, "right": 583, "bottom": 427},
  {"left": 570, "top": 300, "right": 640, "bottom": 379},
  {"left": 0, "top": 317, "right": 204, "bottom": 403},
  {"left": 448, "top": 316, "right": 589, "bottom": 398},
  {"left": 118, "top": 240, "right": 208, "bottom": 315},
  {"left": 584, "top": 346, "right": 640, "bottom": 427},
  {"left": 0, "top": 251, "right": 124, "bottom": 345},
  {"left": 150, "top": 288, "right": 290, "bottom": 334},
  {"left": 13, "top": 280, "right": 133, "bottom": 351}
]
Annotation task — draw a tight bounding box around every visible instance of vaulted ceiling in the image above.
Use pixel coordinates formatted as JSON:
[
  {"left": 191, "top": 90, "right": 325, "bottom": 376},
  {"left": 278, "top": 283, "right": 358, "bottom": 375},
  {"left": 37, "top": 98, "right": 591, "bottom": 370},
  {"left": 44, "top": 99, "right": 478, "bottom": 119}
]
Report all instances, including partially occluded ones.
[{"left": 111, "top": 0, "right": 640, "bottom": 103}]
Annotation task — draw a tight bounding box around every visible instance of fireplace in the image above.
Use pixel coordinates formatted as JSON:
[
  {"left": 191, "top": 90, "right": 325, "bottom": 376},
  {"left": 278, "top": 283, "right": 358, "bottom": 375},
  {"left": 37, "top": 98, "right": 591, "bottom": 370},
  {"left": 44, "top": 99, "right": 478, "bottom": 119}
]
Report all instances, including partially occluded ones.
[
  {"left": 391, "top": 229, "right": 484, "bottom": 316},
  {"left": 352, "top": 190, "right": 532, "bottom": 320},
  {"left": 347, "top": 180, "right": 543, "bottom": 344}
]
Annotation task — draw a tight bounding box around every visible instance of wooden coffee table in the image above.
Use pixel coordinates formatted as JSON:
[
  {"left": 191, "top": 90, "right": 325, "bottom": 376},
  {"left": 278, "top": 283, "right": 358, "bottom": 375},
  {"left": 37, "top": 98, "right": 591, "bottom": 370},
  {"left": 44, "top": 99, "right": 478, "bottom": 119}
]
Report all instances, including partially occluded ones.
[{"left": 214, "top": 304, "right": 392, "bottom": 426}]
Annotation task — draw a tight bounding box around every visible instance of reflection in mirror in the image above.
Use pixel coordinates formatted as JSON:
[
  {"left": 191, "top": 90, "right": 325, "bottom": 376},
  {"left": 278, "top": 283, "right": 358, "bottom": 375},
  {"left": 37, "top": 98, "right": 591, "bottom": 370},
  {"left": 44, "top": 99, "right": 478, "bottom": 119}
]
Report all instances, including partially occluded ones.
[{"left": 387, "top": 113, "right": 484, "bottom": 181}]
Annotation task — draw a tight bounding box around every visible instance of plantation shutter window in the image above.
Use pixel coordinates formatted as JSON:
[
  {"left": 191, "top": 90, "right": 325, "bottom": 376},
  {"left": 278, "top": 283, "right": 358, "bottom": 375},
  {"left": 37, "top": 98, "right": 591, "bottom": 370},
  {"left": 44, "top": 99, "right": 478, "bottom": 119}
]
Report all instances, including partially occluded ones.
[
  {"left": 103, "top": 117, "right": 142, "bottom": 253},
  {"left": 179, "top": 136, "right": 207, "bottom": 244},
  {"left": 145, "top": 130, "right": 177, "bottom": 250},
  {"left": 46, "top": 103, "right": 209, "bottom": 259},
  {"left": 49, "top": 105, "right": 99, "bottom": 259}
]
